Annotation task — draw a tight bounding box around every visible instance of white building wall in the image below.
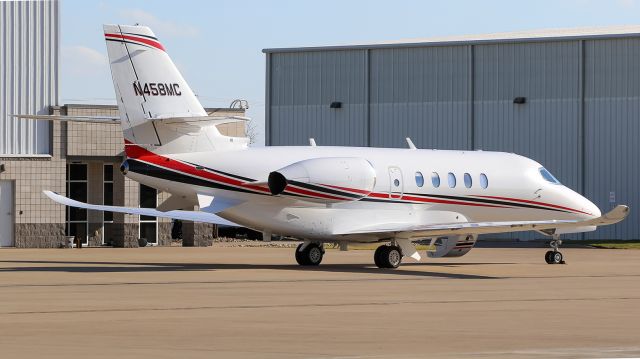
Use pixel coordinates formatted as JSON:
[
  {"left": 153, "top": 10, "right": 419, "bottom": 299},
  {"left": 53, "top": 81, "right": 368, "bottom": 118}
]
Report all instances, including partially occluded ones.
[{"left": 0, "top": 0, "right": 59, "bottom": 155}]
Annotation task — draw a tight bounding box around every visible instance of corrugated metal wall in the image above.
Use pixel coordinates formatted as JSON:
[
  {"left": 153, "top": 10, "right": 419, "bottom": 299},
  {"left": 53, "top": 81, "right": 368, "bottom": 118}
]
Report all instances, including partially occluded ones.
[
  {"left": 583, "top": 38, "right": 640, "bottom": 239},
  {"left": 369, "top": 46, "right": 472, "bottom": 149},
  {"left": 0, "top": 0, "right": 58, "bottom": 155},
  {"left": 270, "top": 50, "right": 368, "bottom": 146},
  {"left": 267, "top": 36, "right": 640, "bottom": 239}
]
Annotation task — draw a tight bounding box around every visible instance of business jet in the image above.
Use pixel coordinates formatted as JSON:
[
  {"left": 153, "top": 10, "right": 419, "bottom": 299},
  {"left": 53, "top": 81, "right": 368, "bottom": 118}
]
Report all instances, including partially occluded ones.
[{"left": 17, "top": 24, "right": 629, "bottom": 268}]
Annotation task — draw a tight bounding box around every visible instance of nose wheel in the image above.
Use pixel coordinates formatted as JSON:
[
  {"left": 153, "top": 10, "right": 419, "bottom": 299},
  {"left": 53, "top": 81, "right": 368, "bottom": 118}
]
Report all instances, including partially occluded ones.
[{"left": 545, "top": 236, "right": 565, "bottom": 264}]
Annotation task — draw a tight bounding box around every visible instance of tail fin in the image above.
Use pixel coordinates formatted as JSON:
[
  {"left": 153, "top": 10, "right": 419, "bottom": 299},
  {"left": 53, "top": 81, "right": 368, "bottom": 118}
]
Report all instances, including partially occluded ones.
[{"left": 104, "top": 24, "right": 242, "bottom": 154}]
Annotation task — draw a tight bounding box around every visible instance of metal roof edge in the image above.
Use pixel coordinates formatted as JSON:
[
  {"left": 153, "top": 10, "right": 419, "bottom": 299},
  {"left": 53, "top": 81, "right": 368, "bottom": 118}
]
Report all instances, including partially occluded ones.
[{"left": 263, "top": 26, "right": 640, "bottom": 53}]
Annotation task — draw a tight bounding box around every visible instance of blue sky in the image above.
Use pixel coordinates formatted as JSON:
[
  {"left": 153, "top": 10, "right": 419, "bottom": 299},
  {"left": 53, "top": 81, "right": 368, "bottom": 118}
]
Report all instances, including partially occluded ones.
[{"left": 61, "top": 0, "right": 640, "bottom": 145}]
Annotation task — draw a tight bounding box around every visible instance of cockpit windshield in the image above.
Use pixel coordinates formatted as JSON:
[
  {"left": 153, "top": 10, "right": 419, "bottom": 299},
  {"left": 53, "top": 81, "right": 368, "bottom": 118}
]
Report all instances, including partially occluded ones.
[{"left": 539, "top": 167, "right": 561, "bottom": 184}]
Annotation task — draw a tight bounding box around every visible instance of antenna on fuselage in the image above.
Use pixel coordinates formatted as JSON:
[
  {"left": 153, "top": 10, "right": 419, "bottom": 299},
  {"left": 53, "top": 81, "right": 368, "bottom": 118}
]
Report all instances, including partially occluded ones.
[
  {"left": 406, "top": 137, "right": 417, "bottom": 150},
  {"left": 309, "top": 138, "right": 317, "bottom": 147}
]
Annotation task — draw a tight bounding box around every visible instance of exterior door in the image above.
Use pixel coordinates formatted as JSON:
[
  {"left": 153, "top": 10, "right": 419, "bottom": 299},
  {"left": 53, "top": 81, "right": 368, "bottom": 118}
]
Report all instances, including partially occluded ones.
[
  {"left": 0, "top": 181, "right": 14, "bottom": 247},
  {"left": 388, "top": 167, "right": 403, "bottom": 199}
]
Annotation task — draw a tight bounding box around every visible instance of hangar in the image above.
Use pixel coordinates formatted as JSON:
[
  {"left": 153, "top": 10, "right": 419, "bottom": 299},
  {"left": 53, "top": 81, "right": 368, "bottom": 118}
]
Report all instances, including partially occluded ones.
[
  {"left": 0, "top": 1, "right": 245, "bottom": 247},
  {"left": 263, "top": 26, "right": 640, "bottom": 240}
]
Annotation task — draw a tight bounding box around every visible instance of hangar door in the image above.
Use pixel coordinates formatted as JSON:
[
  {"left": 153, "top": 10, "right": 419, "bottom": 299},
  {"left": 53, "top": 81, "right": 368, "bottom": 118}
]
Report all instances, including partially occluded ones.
[{"left": 0, "top": 181, "right": 14, "bottom": 247}]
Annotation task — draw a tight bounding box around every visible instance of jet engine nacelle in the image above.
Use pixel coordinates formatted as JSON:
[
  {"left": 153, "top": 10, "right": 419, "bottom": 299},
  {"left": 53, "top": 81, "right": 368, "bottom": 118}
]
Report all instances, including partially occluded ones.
[
  {"left": 268, "top": 157, "right": 376, "bottom": 202},
  {"left": 427, "top": 235, "right": 478, "bottom": 258}
]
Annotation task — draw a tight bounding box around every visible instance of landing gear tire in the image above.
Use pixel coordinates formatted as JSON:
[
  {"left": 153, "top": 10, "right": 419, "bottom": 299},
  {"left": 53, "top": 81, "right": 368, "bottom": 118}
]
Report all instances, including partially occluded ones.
[
  {"left": 545, "top": 250, "right": 555, "bottom": 264},
  {"left": 374, "top": 245, "right": 386, "bottom": 268},
  {"left": 374, "top": 245, "right": 403, "bottom": 269},
  {"left": 295, "top": 243, "right": 324, "bottom": 266},
  {"left": 551, "top": 251, "right": 563, "bottom": 264},
  {"left": 545, "top": 236, "right": 565, "bottom": 264}
]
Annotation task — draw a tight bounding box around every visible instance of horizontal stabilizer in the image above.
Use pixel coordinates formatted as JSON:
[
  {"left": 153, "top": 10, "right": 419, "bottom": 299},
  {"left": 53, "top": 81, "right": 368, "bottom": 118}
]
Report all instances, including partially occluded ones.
[
  {"left": 154, "top": 115, "right": 250, "bottom": 125},
  {"left": 12, "top": 114, "right": 250, "bottom": 126},
  {"left": 12, "top": 114, "right": 120, "bottom": 123},
  {"left": 44, "top": 191, "right": 238, "bottom": 226}
]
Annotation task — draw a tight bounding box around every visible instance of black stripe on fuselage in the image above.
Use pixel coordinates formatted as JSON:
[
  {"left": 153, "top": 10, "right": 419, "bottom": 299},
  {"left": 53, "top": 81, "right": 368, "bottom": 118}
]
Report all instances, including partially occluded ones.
[
  {"left": 404, "top": 192, "right": 570, "bottom": 213},
  {"left": 127, "top": 159, "right": 262, "bottom": 195},
  {"left": 287, "top": 180, "right": 363, "bottom": 200},
  {"left": 182, "top": 161, "right": 256, "bottom": 182},
  {"left": 129, "top": 160, "right": 572, "bottom": 214}
]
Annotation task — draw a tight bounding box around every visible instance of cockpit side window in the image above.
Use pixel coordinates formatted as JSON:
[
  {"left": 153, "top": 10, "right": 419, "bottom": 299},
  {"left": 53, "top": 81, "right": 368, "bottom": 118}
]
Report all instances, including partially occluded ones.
[{"left": 539, "top": 167, "right": 561, "bottom": 184}]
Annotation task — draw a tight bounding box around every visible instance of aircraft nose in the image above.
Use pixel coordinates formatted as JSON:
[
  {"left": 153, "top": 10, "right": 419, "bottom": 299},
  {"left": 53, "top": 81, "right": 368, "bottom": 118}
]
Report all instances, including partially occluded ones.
[{"left": 581, "top": 197, "right": 601, "bottom": 218}]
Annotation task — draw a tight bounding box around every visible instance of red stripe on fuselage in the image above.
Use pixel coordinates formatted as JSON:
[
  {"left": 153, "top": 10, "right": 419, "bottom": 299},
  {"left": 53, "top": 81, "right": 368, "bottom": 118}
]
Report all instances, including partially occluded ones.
[
  {"left": 285, "top": 185, "right": 353, "bottom": 201},
  {"left": 124, "top": 142, "right": 270, "bottom": 193},
  {"left": 123, "top": 142, "right": 583, "bottom": 211},
  {"left": 474, "top": 195, "right": 590, "bottom": 215},
  {"left": 105, "top": 33, "right": 165, "bottom": 51},
  {"left": 322, "top": 184, "right": 372, "bottom": 195},
  {"left": 398, "top": 194, "right": 507, "bottom": 208}
]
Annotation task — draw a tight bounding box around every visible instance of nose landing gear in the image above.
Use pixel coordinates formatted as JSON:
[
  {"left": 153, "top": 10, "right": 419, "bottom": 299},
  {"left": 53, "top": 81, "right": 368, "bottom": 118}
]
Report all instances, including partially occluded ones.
[{"left": 545, "top": 235, "right": 565, "bottom": 264}]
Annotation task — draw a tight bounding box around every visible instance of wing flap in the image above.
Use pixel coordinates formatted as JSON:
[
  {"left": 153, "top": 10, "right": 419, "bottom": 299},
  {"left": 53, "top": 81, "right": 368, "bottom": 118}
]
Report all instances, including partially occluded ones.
[{"left": 44, "top": 191, "right": 238, "bottom": 226}]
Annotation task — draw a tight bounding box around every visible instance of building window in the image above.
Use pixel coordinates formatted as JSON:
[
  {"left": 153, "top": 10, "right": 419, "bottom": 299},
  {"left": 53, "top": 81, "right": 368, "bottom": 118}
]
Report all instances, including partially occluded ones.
[
  {"left": 415, "top": 172, "right": 424, "bottom": 187},
  {"left": 480, "top": 173, "right": 489, "bottom": 189},
  {"left": 464, "top": 173, "right": 472, "bottom": 188},
  {"left": 66, "top": 163, "right": 88, "bottom": 245},
  {"left": 448, "top": 173, "right": 456, "bottom": 188},
  {"left": 431, "top": 172, "right": 440, "bottom": 188},
  {"left": 139, "top": 184, "right": 158, "bottom": 245},
  {"left": 103, "top": 164, "right": 114, "bottom": 245}
]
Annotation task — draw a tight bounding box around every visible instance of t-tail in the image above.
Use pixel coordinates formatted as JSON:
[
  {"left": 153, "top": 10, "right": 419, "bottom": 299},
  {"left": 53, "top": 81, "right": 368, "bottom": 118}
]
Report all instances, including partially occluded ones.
[{"left": 103, "top": 24, "right": 248, "bottom": 155}]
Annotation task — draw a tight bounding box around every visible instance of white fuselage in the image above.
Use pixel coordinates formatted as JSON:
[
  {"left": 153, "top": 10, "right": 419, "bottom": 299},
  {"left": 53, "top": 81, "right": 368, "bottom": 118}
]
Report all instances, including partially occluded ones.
[{"left": 124, "top": 144, "right": 600, "bottom": 242}]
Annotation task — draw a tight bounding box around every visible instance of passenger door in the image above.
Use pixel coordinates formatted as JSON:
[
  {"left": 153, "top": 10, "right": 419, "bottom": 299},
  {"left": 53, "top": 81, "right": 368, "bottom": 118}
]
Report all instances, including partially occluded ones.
[{"left": 388, "top": 167, "right": 403, "bottom": 199}]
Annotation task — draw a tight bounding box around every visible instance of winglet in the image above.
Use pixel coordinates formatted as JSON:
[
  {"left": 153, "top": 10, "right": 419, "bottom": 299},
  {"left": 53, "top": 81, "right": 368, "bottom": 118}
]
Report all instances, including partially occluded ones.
[{"left": 589, "top": 205, "right": 630, "bottom": 226}]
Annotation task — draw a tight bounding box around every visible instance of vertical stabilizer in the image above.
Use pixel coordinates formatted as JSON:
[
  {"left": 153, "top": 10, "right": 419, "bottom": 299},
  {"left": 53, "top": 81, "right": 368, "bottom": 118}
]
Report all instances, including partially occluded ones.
[{"left": 104, "top": 24, "right": 230, "bottom": 154}]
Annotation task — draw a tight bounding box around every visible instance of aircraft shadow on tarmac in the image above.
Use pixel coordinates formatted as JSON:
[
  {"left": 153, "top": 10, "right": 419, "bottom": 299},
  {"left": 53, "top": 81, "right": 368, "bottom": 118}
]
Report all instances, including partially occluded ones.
[{"left": 0, "top": 260, "right": 501, "bottom": 280}]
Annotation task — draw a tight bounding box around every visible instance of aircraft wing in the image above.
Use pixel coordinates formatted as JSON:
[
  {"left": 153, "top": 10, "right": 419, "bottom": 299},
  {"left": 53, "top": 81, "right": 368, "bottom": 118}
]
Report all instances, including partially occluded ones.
[
  {"left": 334, "top": 205, "right": 629, "bottom": 239},
  {"left": 43, "top": 191, "right": 239, "bottom": 226}
]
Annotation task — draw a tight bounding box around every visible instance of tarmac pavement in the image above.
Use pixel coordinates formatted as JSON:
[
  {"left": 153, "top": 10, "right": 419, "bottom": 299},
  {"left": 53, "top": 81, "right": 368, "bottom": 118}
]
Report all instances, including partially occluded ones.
[{"left": 0, "top": 246, "right": 639, "bottom": 358}]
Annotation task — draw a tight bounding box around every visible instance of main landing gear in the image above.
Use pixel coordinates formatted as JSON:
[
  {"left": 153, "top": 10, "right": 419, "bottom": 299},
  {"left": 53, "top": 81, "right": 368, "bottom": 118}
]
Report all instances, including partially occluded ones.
[
  {"left": 374, "top": 244, "right": 403, "bottom": 269},
  {"left": 295, "top": 242, "right": 324, "bottom": 266},
  {"left": 545, "top": 235, "right": 565, "bottom": 265}
]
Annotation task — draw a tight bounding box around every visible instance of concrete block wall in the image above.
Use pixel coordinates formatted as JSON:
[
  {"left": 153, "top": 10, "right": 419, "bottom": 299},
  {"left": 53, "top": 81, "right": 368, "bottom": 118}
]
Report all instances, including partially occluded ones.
[
  {"left": 0, "top": 121, "right": 67, "bottom": 247},
  {"left": 2, "top": 105, "right": 244, "bottom": 247}
]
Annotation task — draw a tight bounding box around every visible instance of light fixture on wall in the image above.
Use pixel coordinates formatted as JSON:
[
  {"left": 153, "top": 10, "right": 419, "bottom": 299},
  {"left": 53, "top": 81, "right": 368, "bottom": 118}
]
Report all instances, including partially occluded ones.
[
  {"left": 330, "top": 101, "right": 342, "bottom": 109},
  {"left": 513, "top": 97, "right": 527, "bottom": 104}
]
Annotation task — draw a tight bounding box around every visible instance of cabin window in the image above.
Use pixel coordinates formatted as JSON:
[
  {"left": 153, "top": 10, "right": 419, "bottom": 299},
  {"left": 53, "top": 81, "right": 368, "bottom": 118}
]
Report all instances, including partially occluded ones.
[
  {"left": 415, "top": 172, "right": 424, "bottom": 187},
  {"left": 393, "top": 179, "right": 400, "bottom": 187},
  {"left": 480, "top": 173, "right": 488, "bottom": 189},
  {"left": 448, "top": 173, "right": 456, "bottom": 188},
  {"left": 539, "top": 167, "right": 561, "bottom": 184},
  {"left": 431, "top": 172, "right": 440, "bottom": 188},
  {"left": 464, "top": 173, "right": 472, "bottom": 188}
]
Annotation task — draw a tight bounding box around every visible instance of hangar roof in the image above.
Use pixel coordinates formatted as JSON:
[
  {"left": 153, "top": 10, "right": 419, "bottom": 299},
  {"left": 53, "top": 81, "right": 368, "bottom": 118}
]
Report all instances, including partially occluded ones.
[{"left": 263, "top": 25, "right": 640, "bottom": 53}]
